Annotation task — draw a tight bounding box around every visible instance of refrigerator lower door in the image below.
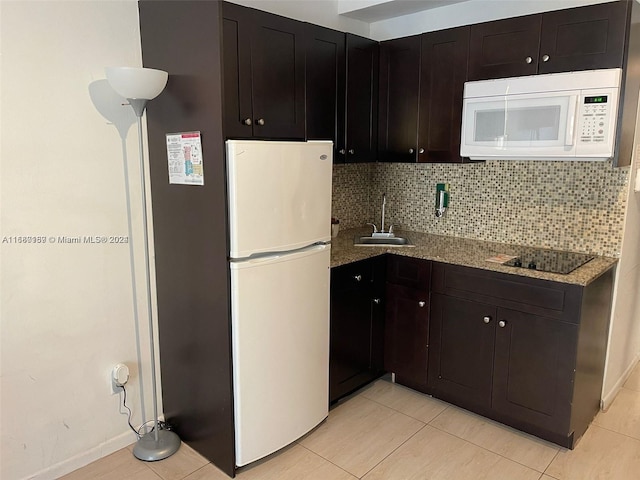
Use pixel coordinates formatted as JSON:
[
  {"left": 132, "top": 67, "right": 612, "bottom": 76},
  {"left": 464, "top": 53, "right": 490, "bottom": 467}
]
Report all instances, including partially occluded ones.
[
  {"left": 230, "top": 244, "right": 330, "bottom": 467},
  {"left": 226, "top": 140, "right": 333, "bottom": 258}
]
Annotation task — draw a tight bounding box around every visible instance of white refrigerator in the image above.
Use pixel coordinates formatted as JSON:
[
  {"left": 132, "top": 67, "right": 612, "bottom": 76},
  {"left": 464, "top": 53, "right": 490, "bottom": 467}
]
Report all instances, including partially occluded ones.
[{"left": 226, "top": 140, "right": 333, "bottom": 467}]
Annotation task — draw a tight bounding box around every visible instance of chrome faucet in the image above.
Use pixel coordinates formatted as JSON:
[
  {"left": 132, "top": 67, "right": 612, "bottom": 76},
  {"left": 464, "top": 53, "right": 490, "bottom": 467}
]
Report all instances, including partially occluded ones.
[
  {"left": 369, "top": 193, "right": 394, "bottom": 237},
  {"left": 381, "top": 193, "right": 386, "bottom": 234}
]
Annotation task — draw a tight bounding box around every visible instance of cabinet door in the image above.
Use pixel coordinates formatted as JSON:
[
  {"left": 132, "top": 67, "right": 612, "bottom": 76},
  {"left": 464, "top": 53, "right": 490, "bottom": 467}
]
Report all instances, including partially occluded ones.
[
  {"left": 428, "top": 293, "right": 496, "bottom": 409},
  {"left": 305, "top": 25, "right": 346, "bottom": 160},
  {"left": 385, "top": 284, "right": 429, "bottom": 390},
  {"left": 378, "top": 35, "right": 421, "bottom": 163},
  {"left": 492, "top": 308, "right": 577, "bottom": 434},
  {"left": 250, "top": 9, "right": 306, "bottom": 139},
  {"left": 468, "top": 14, "right": 542, "bottom": 81},
  {"left": 370, "top": 255, "right": 387, "bottom": 374},
  {"left": 330, "top": 261, "right": 374, "bottom": 403},
  {"left": 222, "top": 4, "right": 306, "bottom": 139},
  {"left": 345, "top": 34, "right": 379, "bottom": 163},
  {"left": 386, "top": 255, "right": 431, "bottom": 290},
  {"left": 222, "top": 4, "right": 254, "bottom": 138},
  {"left": 538, "top": 1, "right": 629, "bottom": 74},
  {"left": 419, "top": 27, "right": 469, "bottom": 163}
]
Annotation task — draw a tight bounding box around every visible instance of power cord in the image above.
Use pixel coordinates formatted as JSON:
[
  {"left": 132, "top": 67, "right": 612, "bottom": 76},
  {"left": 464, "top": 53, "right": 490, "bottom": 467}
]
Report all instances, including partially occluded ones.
[
  {"left": 118, "top": 385, "right": 140, "bottom": 438},
  {"left": 118, "top": 385, "right": 173, "bottom": 437}
]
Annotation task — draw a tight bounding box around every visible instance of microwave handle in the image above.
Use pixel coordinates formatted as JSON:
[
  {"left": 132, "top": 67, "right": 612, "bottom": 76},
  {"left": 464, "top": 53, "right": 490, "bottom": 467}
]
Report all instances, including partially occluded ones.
[{"left": 565, "top": 96, "right": 578, "bottom": 146}]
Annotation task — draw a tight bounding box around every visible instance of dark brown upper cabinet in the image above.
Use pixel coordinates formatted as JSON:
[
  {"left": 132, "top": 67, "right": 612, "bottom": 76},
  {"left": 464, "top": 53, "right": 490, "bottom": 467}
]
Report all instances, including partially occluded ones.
[
  {"left": 305, "top": 25, "right": 346, "bottom": 160},
  {"left": 378, "top": 35, "right": 421, "bottom": 163},
  {"left": 469, "top": 1, "right": 630, "bottom": 81},
  {"left": 419, "top": 27, "right": 469, "bottom": 163},
  {"left": 306, "top": 29, "right": 378, "bottom": 163},
  {"left": 378, "top": 27, "right": 468, "bottom": 163},
  {"left": 344, "top": 34, "right": 379, "bottom": 163},
  {"left": 222, "top": 2, "right": 306, "bottom": 139}
]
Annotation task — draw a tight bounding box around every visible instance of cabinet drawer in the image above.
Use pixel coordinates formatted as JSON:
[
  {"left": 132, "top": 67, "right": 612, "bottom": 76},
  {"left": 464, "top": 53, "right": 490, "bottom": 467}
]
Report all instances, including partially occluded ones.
[
  {"left": 431, "top": 262, "right": 582, "bottom": 323},
  {"left": 387, "top": 255, "right": 431, "bottom": 291}
]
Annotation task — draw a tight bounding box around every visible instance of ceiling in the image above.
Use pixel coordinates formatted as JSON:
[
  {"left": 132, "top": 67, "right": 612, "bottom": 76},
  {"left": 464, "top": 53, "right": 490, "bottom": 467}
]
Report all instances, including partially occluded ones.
[{"left": 338, "top": 0, "right": 472, "bottom": 22}]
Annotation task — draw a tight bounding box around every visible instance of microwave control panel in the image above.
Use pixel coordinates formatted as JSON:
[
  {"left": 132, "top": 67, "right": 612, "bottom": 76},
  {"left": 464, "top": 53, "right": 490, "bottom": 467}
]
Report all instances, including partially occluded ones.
[{"left": 578, "top": 95, "right": 611, "bottom": 144}]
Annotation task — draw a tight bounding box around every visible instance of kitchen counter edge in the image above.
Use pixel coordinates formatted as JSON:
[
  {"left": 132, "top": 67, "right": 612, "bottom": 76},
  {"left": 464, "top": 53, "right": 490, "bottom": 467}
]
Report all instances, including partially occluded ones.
[{"left": 330, "top": 227, "right": 618, "bottom": 286}]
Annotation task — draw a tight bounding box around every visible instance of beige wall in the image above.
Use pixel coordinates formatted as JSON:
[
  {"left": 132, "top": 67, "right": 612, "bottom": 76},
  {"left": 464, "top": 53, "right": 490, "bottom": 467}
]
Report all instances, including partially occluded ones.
[
  {"left": 603, "top": 117, "right": 640, "bottom": 408},
  {"left": 1, "top": 2, "right": 155, "bottom": 479}
]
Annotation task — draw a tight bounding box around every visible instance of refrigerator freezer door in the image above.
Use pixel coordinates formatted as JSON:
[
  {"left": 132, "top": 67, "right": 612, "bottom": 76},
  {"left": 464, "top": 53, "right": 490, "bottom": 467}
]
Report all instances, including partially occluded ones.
[
  {"left": 230, "top": 244, "right": 330, "bottom": 466},
  {"left": 227, "top": 140, "right": 333, "bottom": 258}
]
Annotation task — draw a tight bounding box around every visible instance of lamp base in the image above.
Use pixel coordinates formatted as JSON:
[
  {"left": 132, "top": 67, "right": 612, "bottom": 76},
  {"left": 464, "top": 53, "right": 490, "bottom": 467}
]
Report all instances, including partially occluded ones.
[{"left": 133, "top": 429, "right": 181, "bottom": 462}]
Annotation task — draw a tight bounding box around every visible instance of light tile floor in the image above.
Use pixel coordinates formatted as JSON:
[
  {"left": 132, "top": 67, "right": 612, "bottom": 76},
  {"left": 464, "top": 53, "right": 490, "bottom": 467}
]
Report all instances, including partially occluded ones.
[{"left": 61, "top": 362, "right": 640, "bottom": 480}]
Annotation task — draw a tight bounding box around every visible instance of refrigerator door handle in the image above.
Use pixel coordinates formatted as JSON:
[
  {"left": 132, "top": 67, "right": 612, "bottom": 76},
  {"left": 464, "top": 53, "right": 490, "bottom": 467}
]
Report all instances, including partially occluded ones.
[{"left": 230, "top": 244, "right": 330, "bottom": 267}]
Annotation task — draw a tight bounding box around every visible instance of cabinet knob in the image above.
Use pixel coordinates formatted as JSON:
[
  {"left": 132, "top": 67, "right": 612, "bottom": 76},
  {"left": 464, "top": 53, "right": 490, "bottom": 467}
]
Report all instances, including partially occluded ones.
[
  {"left": 242, "top": 118, "right": 252, "bottom": 126},
  {"left": 525, "top": 56, "right": 533, "bottom": 64},
  {"left": 256, "top": 118, "right": 265, "bottom": 126},
  {"left": 498, "top": 320, "right": 507, "bottom": 328},
  {"left": 419, "top": 148, "right": 425, "bottom": 154},
  {"left": 483, "top": 316, "right": 491, "bottom": 324},
  {"left": 348, "top": 149, "right": 355, "bottom": 155},
  {"left": 353, "top": 274, "right": 362, "bottom": 282},
  {"left": 338, "top": 148, "right": 346, "bottom": 155},
  {"left": 542, "top": 54, "right": 550, "bottom": 62},
  {"left": 373, "top": 298, "right": 381, "bottom": 304},
  {"left": 409, "top": 148, "right": 415, "bottom": 154},
  {"left": 418, "top": 301, "right": 426, "bottom": 308}
]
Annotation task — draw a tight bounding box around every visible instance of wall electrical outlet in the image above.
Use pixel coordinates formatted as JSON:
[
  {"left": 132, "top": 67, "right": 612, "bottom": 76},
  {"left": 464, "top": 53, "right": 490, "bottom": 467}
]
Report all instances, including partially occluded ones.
[{"left": 111, "top": 363, "right": 130, "bottom": 394}]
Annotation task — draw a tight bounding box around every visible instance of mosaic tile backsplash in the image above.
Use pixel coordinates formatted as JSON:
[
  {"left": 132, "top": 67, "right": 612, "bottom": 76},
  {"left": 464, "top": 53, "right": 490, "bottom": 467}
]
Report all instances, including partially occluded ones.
[{"left": 332, "top": 161, "right": 630, "bottom": 257}]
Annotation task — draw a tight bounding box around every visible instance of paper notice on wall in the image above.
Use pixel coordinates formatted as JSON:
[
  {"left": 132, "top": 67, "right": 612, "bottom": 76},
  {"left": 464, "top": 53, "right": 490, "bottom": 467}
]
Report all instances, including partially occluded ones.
[{"left": 166, "top": 132, "right": 204, "bottom": 186}]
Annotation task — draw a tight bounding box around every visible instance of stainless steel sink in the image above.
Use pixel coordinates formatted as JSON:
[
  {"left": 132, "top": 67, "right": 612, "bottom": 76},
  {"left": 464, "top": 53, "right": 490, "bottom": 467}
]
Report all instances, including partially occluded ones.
[{"left": 353, "top": 236, "right": 413, "bottom": 247}]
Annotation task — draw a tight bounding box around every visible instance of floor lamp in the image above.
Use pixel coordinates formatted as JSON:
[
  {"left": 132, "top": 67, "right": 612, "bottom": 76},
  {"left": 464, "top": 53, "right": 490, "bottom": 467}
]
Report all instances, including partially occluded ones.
[{"left": 105, "top": 66, "right": 181, "bottom": 461}]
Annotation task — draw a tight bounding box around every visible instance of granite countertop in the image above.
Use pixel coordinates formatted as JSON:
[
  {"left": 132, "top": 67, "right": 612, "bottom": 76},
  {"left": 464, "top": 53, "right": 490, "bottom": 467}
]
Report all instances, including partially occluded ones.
[{"left": 330, "top": 227, "right": 618, "bottom": 286}]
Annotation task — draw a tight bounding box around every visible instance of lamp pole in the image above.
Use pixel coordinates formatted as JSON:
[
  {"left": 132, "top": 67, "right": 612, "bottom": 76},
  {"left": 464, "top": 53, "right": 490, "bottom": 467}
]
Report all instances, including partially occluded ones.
[{"left": 105, "top": 67, "right": 180, "bottom": 461}]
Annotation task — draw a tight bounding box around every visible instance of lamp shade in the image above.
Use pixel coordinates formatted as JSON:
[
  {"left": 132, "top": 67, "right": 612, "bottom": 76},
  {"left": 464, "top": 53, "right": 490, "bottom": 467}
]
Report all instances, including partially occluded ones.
[{"left": 105, "top": 67, "right": 168, "bottom": 100}]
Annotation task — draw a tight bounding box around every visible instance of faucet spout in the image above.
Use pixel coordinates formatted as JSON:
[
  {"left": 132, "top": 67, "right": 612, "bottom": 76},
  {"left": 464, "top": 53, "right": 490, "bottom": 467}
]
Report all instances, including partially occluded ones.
[{"left": 381, "top": 193, "right": 386, "bottom": 234}]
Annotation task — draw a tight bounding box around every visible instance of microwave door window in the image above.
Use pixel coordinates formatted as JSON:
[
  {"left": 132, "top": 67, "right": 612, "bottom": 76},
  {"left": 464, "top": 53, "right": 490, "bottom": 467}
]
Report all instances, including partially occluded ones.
[
  {"left": 475, "top": 109, "right": 506, "bottom": 142},
  {"left": 506, "top": 105, "right": 561, "bottom": 142},
  {"left": 475, "top": 106, "right": 562, "bottom": 145},
  {"left": 469, "top": 95, "right": 572, "bottom": 150}
]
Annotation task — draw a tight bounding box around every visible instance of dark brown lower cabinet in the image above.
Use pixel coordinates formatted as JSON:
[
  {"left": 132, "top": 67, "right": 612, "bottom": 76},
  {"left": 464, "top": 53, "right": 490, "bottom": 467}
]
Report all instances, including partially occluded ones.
[
  {"left": 492, "top": 307, "right": 577, "bottom": 434},
  {"left": 384, "top": 256, "right": 431, "bottom": 391},
  {"left": 428, "top": 294, "right": 495, "bottom": 408},
  {"left": 429, "top": 262, "right": 614, "bottom": 448},
  {"left": 330, "top": 257, "right": 385, "bottom": 403}
]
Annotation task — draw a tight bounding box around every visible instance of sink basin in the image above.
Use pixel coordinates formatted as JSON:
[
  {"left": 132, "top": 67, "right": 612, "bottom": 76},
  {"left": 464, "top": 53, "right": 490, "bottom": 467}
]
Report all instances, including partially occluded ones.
[{"left": 353, "top": 236, "right": 413, "bottom": 247}]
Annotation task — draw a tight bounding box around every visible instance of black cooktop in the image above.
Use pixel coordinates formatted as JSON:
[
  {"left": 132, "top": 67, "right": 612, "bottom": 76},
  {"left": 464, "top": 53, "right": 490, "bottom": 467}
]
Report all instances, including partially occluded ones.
[{"left": 503, "top": 248, "right": 594, "bottom": 274}]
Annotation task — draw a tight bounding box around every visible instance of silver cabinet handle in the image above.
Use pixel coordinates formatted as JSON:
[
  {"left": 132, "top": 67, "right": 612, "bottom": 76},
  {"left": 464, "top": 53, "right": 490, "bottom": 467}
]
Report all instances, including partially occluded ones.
[
  {"left": 498, "top": 320, "right": 506, "bottom": 328},
  {"left": 256, "top": 118, "right": 265, "bottom": 126},
  {"left": 525, "top": 56, "right": 533, "bottom": 64},
  {"left": 242, "top": 118, "right": 252, "bottom": 126},
  {"left": 542, "top": 54, "right": 550, "bottom": 62},
  {"left": 348, "top": 149, "right": 355, "bottom": 155},
  {"left": 483, "top": 316, "right": 491, "bottom": 324},
  {"left": 373, "top": 298, "right": 381, "bottom": 304},
  {"left": 338, "top": 148, "right": 346, "bottom": 155},
  {"left": 409, "top": 148, "right": 415, "bottom": 154},
  {"left": 353, "top": 274, "right": 362, "bottom": 282},
  {"left": 419, "top": 148, "right": 425, "bottom": 154},
  {"left": 418, "top": 301, "right": 426, "bottom": 308}
]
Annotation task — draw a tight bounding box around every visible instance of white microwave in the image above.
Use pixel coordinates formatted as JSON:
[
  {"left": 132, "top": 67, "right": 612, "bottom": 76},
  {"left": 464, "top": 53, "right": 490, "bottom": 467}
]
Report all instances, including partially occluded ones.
[{"left": 460, "top": 68, "right": 622, "bottom": 161}]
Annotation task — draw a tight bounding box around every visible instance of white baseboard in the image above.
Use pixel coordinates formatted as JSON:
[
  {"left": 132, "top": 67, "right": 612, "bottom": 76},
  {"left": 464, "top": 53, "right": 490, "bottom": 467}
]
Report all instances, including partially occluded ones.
[
  {"left": 601, "top": 354, "right": 640, "bottom": 411},
  {"left": 20, "top": 431, "right": 137, "bottom": 480}
]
